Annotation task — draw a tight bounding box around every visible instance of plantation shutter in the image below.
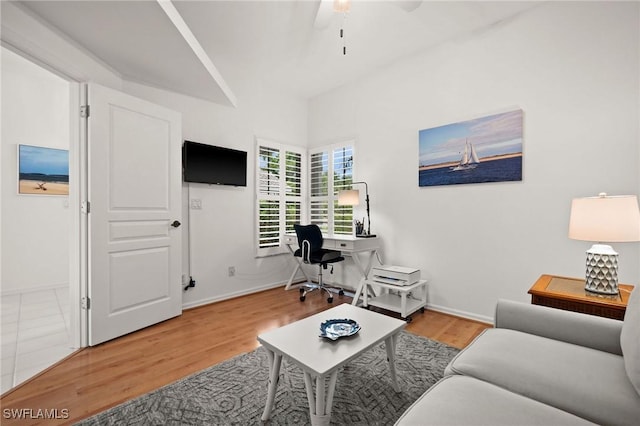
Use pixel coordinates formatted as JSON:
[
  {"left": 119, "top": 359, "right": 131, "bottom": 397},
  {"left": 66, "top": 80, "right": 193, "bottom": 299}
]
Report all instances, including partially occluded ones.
[
  {"left": 333, "top": 146, "right": 354, "bottom": 235},
  {"left": 256, "top": 139, "right": 353, "bottom": 255},
  {"left": 284, "top": 151, "right": 302, "bottom": 234},
  {"left": 258, "top": 146, "right": 281, "bottom": 250},
  {"left": 256, "top": 139, "right": 305, "bottom": 256},
  {"left": 309, "top": 151, "right": 329, "bottom": 232},
  {"left": 309, "top": 142, "right": 354, "bottom": 235}
]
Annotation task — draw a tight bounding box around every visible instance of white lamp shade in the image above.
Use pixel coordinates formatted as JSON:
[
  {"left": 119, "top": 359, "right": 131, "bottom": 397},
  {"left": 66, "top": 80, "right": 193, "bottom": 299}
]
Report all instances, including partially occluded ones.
[
  {"left": 338, "top": 189, "right": 360, "bottom": 206},
  {"left": 568, "top": 194, "right": 640, "bottom": 242}
]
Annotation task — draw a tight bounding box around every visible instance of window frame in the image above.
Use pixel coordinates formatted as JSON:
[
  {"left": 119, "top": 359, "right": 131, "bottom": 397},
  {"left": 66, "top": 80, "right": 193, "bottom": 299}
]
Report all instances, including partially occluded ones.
[
  {"left": 255, "top": 138, "right": 307, "bottom": 257},
  {"left": 309, "top": 140, "right": 356, "bottom": 236}
]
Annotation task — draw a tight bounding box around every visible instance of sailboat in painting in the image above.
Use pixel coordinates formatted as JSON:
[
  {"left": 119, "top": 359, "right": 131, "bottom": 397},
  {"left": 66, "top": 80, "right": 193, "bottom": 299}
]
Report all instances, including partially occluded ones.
[{"left": 451, "top": 139, "right": 480, "bottom": 171}]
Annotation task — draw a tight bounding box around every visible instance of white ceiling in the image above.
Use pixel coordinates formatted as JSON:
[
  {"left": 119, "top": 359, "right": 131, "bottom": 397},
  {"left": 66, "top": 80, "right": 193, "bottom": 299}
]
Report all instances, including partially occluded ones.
[{"left": 17, "top": 1, "right": 540, "bottom": 107}]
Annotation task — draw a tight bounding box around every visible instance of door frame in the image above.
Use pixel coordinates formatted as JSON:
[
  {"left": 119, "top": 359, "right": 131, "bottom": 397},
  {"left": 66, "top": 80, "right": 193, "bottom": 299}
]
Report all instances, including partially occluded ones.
[
  {"left": 65, "top": 78, "right": 87, "bottom": 348},
  {"left": 2, "top": 44, "right": 87, "bottom": 348},
  {"left": 73, "top": 83, "right": 88, "bottom": 348}
]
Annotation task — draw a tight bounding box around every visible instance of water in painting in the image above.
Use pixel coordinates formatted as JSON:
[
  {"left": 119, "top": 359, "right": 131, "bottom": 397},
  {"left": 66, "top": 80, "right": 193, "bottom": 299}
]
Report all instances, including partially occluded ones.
[{"left": 18, "top": 144, "right": 69, "bottom": 195}]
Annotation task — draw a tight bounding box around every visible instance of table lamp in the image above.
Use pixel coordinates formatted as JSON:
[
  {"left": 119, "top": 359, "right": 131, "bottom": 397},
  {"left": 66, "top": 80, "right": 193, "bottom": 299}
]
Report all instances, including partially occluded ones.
[
  {"left": 568, "top": 193, "right": 640, "bottom": 295},
  {"left": 338, "top": 181, "right": 376, "bottom": 237}
]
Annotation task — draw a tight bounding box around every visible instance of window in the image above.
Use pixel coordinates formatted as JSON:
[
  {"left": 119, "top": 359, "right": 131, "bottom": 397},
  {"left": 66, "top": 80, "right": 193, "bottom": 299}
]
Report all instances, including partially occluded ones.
[
  {"left": 256, "top": 139, "right": 355, "bottom": 256},
  {"left": 309, "top": 143, "right": 355, "bottom": 235},
  {"left": 256, "top": 139, "right": 306, "bottom": 256}
]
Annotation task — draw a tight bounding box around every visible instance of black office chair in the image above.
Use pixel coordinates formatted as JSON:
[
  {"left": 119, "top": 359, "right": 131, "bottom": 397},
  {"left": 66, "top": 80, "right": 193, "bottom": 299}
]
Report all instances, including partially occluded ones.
[{"left": 293, "top": 224, "right": 345, "bottom": 303}]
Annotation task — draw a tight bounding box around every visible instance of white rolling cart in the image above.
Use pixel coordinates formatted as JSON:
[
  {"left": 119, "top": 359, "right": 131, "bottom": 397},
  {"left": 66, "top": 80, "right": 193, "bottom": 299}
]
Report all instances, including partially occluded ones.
[{"left": 363, "top": 278, "right": 428, "bottom": 322}]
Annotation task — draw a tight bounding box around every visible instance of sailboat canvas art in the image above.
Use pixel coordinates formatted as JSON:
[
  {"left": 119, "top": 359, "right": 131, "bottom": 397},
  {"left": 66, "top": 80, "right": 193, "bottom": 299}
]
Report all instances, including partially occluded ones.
[
  {"left": 450, "top": 139, "right": 480, "bottom": 171},
  {"left": 418, "top": 109, "right": 523, "bottom": 187}
]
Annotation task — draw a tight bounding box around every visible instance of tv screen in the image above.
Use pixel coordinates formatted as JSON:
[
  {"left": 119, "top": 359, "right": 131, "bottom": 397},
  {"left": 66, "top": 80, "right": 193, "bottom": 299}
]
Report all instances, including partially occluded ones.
[{"left": 182, "top": 141, "right": 247, "bottom": 186}]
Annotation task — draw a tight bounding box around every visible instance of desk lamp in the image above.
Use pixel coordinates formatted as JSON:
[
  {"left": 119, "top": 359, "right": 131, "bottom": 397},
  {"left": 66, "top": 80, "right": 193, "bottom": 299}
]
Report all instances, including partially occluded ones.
[
  {"left": 338, "top": 181, "right": 376, "bottom": 238},
  {"left": 568, "top": 193, "right": 640, "bottom": 295}
]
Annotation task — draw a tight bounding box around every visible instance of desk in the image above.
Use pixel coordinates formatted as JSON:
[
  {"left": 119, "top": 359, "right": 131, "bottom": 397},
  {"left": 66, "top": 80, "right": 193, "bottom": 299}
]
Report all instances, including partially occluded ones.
[
  {"left": 528, "top": 274, "right": 634, "bottom": 320},
  {"left": 283, "top": 234, "right": 381, "bottom": 305}
]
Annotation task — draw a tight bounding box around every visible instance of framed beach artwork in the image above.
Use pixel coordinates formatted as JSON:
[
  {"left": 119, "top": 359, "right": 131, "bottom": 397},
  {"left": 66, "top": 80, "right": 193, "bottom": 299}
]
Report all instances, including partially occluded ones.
[
  {"left": 418, "top": 109, "right": 523, "bottom": 187},
  {"left": 18, "top": 144, "right": 69, "bottom": 195}
]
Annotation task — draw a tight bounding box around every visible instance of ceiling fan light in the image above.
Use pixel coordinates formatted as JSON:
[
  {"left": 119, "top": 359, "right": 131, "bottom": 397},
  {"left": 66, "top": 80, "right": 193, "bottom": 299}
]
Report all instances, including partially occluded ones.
[{"left": 333, "top": 0, "right": 351, "bottom": 13}]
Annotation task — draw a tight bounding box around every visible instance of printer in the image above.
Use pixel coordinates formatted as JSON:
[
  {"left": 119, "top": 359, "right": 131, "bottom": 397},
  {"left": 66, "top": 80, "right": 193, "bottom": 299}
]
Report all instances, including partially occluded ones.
[{"left": 371, "top": 265, "right": 420, "bottom": 286}]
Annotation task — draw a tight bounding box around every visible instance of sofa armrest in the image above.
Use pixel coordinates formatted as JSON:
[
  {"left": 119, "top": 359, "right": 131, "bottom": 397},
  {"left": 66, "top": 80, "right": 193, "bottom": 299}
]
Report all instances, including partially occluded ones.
[{"left": 494, "top": 299, "right": 623, "bottom": 355}]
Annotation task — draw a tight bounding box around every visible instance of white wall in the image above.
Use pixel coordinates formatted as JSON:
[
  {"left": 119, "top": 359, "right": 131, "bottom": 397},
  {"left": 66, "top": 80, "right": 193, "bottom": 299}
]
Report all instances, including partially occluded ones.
[
  {"left": 1, "top": 2, "right": 307, "bottom": 307},
  {"left": 309, "top": 1, "right": 640, "bottom": 321},
  {"left": 123, "top": 75, "right": 308, "bottom": 308},
  {"left": 1, "top": 47, "right": 71, "bottom": 293},
  {"left": 4, "top": 1, "right": 638, "bottom": 320}
]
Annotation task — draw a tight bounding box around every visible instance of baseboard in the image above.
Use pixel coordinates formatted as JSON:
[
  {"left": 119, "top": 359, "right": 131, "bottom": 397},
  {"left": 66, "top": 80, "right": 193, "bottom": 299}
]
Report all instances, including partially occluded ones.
[
  {"left": 181, "top": 282, "right": 494, "bottom": 325},
  {"left": 1, "top": 282, "right": 68, "bottom": 297},
  {"left": 426, "top": 302, "right": 493, "bottom": 325},
  {"left": 181, "top": 281, "right": 286, "bottom": 310}
]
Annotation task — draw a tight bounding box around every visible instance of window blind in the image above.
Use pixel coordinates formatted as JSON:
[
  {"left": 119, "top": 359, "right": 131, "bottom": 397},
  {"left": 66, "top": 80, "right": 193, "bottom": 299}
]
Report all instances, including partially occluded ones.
[
  {"left": 284, "top": 151, "right": 302, "bottom": 234},
  {"left": 256, "top": 140, "right": 305, "bottom": 256},
  {"left": 256, "top": 139, "right": 353, "bottom": 255},
  {"left": 333, "top": 145, "right": 354, "bottom": 235},
  {"left": 309, "top": 151, "right": 329, "bottom": 232},
  {"left": 309, "top": 143, "right": 354, "bottom": 235}
]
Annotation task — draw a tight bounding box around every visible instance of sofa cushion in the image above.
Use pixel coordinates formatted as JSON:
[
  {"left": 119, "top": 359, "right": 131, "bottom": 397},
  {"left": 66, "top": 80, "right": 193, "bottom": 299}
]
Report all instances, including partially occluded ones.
[
  {"left": 620, "top": 287, "right": 640, "bottom": 395},
  {"left": 395, "top": 375, "right": 595, "bottom": 426},
  {"left": 494, "top": 299, "right": 623, "bottom": 354},
  {"left": 445, "top": 328, "right": 640, "bottom": 426}
]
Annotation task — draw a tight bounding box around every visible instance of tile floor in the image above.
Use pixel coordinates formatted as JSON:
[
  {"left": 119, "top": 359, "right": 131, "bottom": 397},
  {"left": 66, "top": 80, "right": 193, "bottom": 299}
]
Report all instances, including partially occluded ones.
[{"left": 1, "top": 287, "right": 75, "bottom": 394}]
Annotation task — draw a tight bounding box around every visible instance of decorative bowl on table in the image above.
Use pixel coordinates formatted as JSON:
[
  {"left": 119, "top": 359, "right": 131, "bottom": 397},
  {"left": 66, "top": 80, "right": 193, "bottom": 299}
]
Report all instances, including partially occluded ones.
[{"left": 319, "top": 318, "right": 361, "bottom": 340}]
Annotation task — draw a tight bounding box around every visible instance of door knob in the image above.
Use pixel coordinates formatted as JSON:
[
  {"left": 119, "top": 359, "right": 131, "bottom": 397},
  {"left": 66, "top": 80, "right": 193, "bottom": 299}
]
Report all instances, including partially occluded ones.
[{"left": 171, "top": 220, "right": 181, "bottom": 228}]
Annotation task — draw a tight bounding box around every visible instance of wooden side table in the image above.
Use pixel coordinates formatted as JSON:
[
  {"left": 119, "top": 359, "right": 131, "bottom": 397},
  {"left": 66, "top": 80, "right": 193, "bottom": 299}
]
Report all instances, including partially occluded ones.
[{"left": 528, "top": 274, "right": 634, "bottom": 320}]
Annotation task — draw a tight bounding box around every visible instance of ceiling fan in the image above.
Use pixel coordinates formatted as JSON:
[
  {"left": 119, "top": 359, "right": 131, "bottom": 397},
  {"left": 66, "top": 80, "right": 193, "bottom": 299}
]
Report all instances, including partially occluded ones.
[{"left": 313, "top": 0, "right": 422, "bottom": 29}]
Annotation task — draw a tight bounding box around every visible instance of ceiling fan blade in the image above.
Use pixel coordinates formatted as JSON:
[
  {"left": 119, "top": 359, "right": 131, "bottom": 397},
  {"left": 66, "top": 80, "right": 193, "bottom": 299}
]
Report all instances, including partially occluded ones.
[{"left": 395, "top": 1, "right": 423, "bottom": 13}]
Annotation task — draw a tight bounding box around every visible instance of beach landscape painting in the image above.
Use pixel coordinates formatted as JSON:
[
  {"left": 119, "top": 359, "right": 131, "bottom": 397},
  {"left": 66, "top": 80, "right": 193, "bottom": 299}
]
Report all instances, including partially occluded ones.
[
  {"left": 18, "top": 144, "right": 69, "bottom": 195},
  {"left": 418, "top": 109, "right": 523, "bottom": 187}
]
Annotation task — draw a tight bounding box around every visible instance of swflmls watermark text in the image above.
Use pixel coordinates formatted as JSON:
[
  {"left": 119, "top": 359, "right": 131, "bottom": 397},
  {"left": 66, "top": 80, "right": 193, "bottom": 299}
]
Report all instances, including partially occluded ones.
[{"left": 3, "top": 408, "right": 69, "bottom": 420}]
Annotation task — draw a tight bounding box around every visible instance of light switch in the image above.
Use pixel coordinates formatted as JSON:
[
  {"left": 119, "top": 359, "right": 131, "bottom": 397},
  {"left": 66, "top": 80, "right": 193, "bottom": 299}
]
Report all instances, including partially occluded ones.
[{"left": 190, "top": 199, "right": 202, "bottom": 209}]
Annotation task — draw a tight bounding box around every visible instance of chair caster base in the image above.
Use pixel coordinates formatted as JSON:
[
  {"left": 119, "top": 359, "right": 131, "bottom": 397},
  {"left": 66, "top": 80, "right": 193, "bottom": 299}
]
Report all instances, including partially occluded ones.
[
  {"left": 327, "top": 297, "right": 333, "bottom": 303},
  {"left": 300, "top": 295, "right": 306, "bottom": 302}
]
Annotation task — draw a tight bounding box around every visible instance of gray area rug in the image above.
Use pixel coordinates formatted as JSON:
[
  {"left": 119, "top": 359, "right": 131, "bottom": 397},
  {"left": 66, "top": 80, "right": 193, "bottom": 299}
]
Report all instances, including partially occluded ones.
[{"left": 77, "top": 331, "right": 458, "bottom": 425}]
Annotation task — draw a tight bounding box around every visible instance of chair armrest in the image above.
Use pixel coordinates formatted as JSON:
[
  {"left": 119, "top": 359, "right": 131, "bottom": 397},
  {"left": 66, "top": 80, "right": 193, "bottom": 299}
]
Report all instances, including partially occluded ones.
[{"left": 494, "top": 299, "right": 623, "bottom": 355}]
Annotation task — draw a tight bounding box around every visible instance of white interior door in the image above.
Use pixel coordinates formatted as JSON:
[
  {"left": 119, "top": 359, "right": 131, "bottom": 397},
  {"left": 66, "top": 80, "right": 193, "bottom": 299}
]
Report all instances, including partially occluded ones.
[{"left": 87, "top": 83, "right": 182, "bottom": 345}]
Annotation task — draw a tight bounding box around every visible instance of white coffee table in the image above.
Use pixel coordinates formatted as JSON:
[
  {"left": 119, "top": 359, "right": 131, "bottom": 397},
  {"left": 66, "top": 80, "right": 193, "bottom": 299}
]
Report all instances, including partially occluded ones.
[{"left": 257, "top": 303, "right": 406, "bottom": 426}]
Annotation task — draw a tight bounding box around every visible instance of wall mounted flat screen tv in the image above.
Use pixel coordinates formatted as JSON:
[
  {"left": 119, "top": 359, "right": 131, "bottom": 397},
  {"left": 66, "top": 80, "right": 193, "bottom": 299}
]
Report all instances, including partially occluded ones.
[{"left": 182, "top": 141, "right": 247, "bottom": 187}]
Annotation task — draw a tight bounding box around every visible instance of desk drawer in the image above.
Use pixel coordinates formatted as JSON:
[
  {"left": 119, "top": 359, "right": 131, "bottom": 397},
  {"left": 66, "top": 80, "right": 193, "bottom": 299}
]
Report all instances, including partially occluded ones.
[{"left": 334, "top": 240, "right": 355, "bottom": 250}]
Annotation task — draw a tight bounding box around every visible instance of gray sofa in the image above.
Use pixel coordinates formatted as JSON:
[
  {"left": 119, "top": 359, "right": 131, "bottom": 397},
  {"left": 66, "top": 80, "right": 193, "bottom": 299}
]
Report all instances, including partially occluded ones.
[{"left": 396, "top": 287, "right": 640, "bottom": 425}]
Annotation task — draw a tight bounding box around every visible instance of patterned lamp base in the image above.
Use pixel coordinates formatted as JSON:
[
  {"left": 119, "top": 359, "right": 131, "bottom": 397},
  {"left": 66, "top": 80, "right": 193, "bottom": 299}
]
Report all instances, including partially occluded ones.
[{"left": 584, "top": 244, "right": 619, "bottom": 295}]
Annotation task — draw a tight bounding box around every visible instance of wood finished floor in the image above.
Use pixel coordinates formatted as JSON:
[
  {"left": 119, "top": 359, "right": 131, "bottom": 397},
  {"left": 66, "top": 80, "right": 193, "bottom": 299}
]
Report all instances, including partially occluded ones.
[{"left": 0, "top": 286, "right": 491, "bottom": 425}]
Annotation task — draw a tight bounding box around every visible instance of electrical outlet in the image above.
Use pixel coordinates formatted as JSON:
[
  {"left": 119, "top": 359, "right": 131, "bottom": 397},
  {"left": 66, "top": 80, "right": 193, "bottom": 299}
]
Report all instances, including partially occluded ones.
[
  {"left": 228, "top": 266, "right": 236, "bottom": 277},
  {"left": 190, "top": 199, "right": 202, "bottom": 209}
]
